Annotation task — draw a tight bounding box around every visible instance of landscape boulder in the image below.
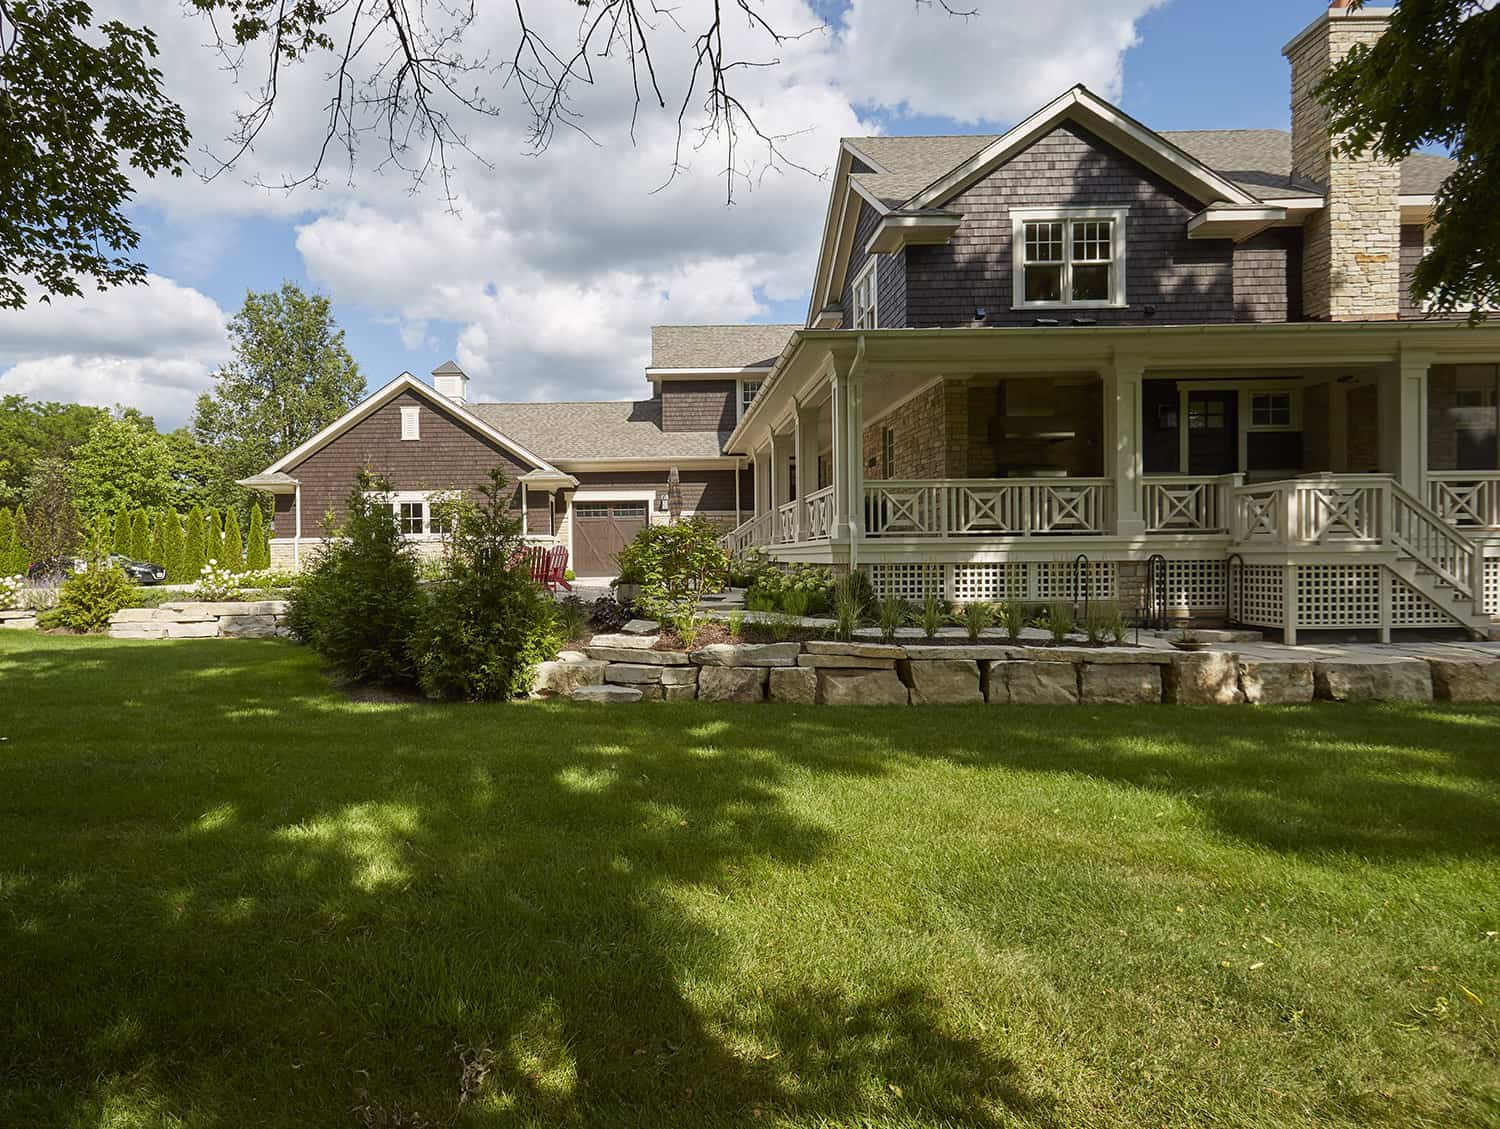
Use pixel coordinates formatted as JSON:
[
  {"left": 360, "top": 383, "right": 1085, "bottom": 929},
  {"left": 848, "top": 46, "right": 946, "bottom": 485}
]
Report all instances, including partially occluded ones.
[
  {"left": 1165, "top": 652, "right": 1244, "bottom": 705},
  {"left": 532, "top": 659, "right": 606, "bottom": 697},
  {"left": 1427, "top": 658, "right": 1500, "bottom": 702},
  {"left": 768, "top": 667, "right": 817, "bottom": 704},
  {"left": 816, "top": 669, "right": 909, "bottom": 706},
  {"left": 572, "top": 685, "right": 644, "bottom": 703},
  {"left": 992, "top": 661, "right": 1078, "bottom": 705},
  {"left": 1238, "top": 660, "right": 1314, "bottom": 704},
  {"left": 1314, "top": 660, "right": 1432, "bottom": 702},
  {"left": 907, "top": 659, "right": 983, "bottom": 705},
  {"left": 1080, "top": 663, "right": 1162, "bottom": 705},
  {"left": 692, "top": 642, "right": 801, "bottom": 667},
  {"left": 698, "top": 666, "right": 767, "bottom": 702}
]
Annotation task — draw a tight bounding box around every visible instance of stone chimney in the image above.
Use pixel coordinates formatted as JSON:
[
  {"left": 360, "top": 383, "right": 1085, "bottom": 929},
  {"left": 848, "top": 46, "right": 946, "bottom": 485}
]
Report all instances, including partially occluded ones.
[
  {"left": 431, "top": 360, "right": 468, "bottom": 404},
  {"left": 1284, "top": 3, "right": 1400, "bottom": 320}
]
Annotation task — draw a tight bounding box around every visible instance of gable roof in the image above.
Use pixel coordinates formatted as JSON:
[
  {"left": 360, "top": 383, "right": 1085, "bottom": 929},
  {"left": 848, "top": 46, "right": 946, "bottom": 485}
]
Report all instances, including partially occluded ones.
[
  {"left": 846, "top": 126, "right": 1455, "bottom": 208},
  {"left": 469, "top": 399, "right": 728, "bottom": 462},
  {"left": 649, "top": 324, "right": 799, "bottom": 370},
  {"left": 262, "top": 372, "right": 563, "bottom": 477}
]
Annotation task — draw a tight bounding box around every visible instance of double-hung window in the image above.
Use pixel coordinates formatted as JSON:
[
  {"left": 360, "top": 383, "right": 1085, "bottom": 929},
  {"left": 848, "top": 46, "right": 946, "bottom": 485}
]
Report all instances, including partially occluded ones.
[
  {"left": 1249, "top": 391, "right": 1294, "bottom": 429},
  {"left": 739, "top": 380, "right": 763, "bottom": 420},
  {"left": 851, "top": 259, "right": 879, "bottom": 329},
  {"left": 1011, "top": 207, "right": 1127, "bottom": 308},
  {"left": 373, "top": 492, "right": 450, "bottom": 538}
]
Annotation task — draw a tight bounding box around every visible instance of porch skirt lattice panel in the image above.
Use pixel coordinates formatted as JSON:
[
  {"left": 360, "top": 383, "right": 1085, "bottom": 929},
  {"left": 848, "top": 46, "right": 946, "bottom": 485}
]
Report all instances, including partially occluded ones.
[
  {"left": 867, "top": 562, "right": 1117, "bottom": 604},
  {"left": 1390, "top": 575, "right": 1460, "bottom": 627},
  {"left": 1235, "top": 566, "right": 1284, "bottom": 628},
  {"left": 1163, "top": 560, "right": 1227, "bottom": 614},
  {"left": 1486, "top": 559, "right": 1500, "bottom": 616},
  {"left": 1295, "top": 564, "right": 1382, "bottom": 628}
]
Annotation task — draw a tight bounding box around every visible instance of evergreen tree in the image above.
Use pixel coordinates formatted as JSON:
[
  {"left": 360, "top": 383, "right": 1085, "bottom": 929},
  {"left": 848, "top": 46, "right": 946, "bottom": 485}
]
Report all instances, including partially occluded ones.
[
  {"left": 222, "top": 510, "right": 244, "bottom": 572},
  {"left": 0, "top": 509, "right": 18, "bottom": 575},
  {"left": 161, "top": 511, "right": 185, "bottom": 582},
  {"left": 182, "top": 505, "right": 206, "bottom": 578},
  {"left": 149, "top": 510, "right": 166, "bottom": 566},
  {"left": 246, "top": 506, "right": 269, "bottom": 570},
  {"left": 112, "top": 507, "right": 131, "bottom": 556},
  {"left": 130, "top": 509, "right": 151, "bottom": 561},
  {"left": 10, "top": 505, "right": 27, "bottom": 572},
  {"left": 204, "top": 508, "right": 222, "bottom": 566}
]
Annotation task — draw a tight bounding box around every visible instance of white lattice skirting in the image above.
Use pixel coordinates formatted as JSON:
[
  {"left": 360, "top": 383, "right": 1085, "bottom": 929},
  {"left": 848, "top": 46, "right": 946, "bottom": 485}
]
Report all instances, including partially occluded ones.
[
  {"left": 866, "top": 561, "right": 1117, "bottom": 603},
  {"left": 1231, "top": 563, "right": 1465, "bottom": 631}
]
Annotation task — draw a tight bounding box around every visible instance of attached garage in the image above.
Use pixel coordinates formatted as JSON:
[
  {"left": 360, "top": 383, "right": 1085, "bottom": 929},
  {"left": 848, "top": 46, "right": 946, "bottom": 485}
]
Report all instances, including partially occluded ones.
[{"left": 571, "top": 500, "right": 649, "bottom": 576}]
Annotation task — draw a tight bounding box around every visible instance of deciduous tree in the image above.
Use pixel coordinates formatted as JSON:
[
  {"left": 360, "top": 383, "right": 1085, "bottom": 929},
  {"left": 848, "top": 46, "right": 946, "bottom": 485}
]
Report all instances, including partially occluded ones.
[{"left": 69, "top": 413, "right": 176, "bottom": 519}]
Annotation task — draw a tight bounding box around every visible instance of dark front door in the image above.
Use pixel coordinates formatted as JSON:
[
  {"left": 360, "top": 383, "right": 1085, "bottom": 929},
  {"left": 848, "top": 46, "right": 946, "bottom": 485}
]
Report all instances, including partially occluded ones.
[
  {"left": 1187, "top": 391, "right": 1238, "bottom": 475},
  {"left": 572, "top": 501, "right": 648, "bottom": 576}
]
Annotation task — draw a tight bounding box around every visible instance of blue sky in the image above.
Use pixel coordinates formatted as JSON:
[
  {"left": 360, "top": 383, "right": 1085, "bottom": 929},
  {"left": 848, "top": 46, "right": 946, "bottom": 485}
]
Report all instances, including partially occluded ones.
[{"left": 1, "top": 0, "right": 1336, "bottom": 427}]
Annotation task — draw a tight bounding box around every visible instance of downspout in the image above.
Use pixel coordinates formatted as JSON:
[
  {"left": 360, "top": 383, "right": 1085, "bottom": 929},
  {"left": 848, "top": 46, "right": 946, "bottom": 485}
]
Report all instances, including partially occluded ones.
[
  {"left": 521, "top": 482, "right": 529, "bottom": 538},
  {"left": 293, "top": 484, "right": 302, "bottom": 569}
]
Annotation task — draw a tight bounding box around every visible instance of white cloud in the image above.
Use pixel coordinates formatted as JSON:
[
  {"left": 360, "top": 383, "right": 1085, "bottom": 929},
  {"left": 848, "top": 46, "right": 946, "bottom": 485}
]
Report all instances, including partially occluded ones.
[
  {"left": 835, "top": 0, "right": 1163, "bottom": 125},
  {"left": 0, "top": 275, "right": 230, "bottom": 427},
  {"left": 60, "top": 0, "right": 1160, "bottom": 408}
]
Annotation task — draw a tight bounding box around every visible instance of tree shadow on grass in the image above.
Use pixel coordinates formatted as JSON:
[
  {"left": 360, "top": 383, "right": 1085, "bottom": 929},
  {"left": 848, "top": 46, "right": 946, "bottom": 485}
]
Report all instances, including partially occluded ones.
[{"left": 0, "top": 638, "right": 1052, "bottom": 1127}]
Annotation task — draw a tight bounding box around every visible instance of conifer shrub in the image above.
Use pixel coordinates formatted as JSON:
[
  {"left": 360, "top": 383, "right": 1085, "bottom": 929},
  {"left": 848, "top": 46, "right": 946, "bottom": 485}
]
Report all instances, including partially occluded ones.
[
  {"left": 149, "top": 511, "right": 167, "bottom": 567},
  {"left": 246, "top": 507, "right": 270, "bottom": 570},
  {"left": 0, "top": 509, "right": 16, "bottom": 575},
  {"left": 182, "top": 506, "right": 207, "bottom": 578},
  {"left": 222, "top": 511, "right": 244, "bottom": 572},
  {"left": 204, "top": 508, "right": 222, "bottom": 565},
  {"left": 286, "top": 473, "right": 423, "bottom": 688},
  {"left": 161, "top": 511, "right": 185, "bottom": 581},
  {"left": 410, "top": 469, "right": 560, "bottom": 701},
  {"left": 113, "top": 508, "right": 132, "bottom": 556},
  {"left": 130, "top": 509, "right": 151, "bottom": 561},
  {"left": 7, "top": 506, "right": 28, "bottom": 575},
  {"left": 42, "top": 535, "right": 134, "bottom": 632}
]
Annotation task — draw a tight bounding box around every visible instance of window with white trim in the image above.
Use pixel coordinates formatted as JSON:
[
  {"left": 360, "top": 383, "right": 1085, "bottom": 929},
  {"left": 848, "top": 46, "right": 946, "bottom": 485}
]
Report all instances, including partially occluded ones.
[
  {"left": 1249, "top": 391, "right": 1296, "bottom": 429},
  {"left": 852, "top": 259, "right": 879, "bottom": 329},
  {"left": 373, "top": 491, "right": 450, "bottom": 537},
  {"left": 400, "top": 405, "right": 420, "bottom": 440},
  {"left": 1011, "top": 207, "right": 1127, "bottom": 308},
  {"left": 739, "top": 380, "right": 763, "bottom": 419}
]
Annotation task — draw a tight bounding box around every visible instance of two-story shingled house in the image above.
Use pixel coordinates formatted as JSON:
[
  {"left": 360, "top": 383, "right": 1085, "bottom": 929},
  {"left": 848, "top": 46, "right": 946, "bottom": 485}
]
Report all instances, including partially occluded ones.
[{"left": 246, "top": 3, "right": 1500, "bottom": 642}]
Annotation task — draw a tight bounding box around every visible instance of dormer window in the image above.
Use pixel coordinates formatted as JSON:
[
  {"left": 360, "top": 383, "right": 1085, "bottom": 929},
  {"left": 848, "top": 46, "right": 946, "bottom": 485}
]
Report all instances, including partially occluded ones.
[
  {"left": 739, "top": 380, "right": 763, "bottom": 419},
  {"left": 852, "top": 259, "right": 879, "bottom": 329},
  {"left": 1012, "top": 207, "right": 1128, "bottom": 309}
]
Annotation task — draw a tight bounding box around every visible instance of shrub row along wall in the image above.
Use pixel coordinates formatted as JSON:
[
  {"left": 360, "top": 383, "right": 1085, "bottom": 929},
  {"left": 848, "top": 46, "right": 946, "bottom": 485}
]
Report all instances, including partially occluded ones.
[{"left": 537, "top": 636, "right": 1500, "bottom": 705}]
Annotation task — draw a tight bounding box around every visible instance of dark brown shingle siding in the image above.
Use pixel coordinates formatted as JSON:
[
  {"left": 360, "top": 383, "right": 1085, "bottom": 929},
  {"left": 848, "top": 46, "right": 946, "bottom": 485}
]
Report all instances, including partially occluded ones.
[
  {"left": 661, "top": 380, "right": 736, "bottom": 432},
  {"left": 1233, "top": 227, "right": 1302, "bottom": 323}
]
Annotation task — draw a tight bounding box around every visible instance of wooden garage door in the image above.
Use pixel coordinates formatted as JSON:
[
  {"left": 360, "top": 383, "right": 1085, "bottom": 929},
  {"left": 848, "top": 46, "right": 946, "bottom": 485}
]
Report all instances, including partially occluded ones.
[{"left": 573, "top": 501, "right": 648, "bottom": 576}]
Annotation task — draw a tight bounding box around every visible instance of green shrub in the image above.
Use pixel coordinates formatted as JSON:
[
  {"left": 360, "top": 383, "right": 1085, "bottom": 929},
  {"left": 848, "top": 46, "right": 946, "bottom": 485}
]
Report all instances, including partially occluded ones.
[
  {"left": 832, "top": 575, "right": 861, "bottom": 641},
  {"left": 181, "top": 505, "right": 206, "bottom": 579},
  {"left": 745, "top": 588, "right": 778, "bottom": 614},
  {"left": 44, "top": 541, "right": 134, "bottom": 632},
  {"left": 148, "top": 510, "right": 166, "bottom": 566},
  {"left": 961, "top": 601, "right": 993, "bottom": 641},
  {"left": 618, "top": 516, "right": 728, "bottom": 625},
  {"left": 781, "top": 588, "right": 811, "bottom": 618},
  {"left": 411, "top": 469, "right": 560, "bottom": 701},
  {"left": 246, "top": 507, "right": 270, "bottom": 570},
  {"left": 161, "top": 511, "right": 185, "bottom": 581},
  {"left": 919, "top": 590, "right": 944, "bottom": 639},
  {"left": 1085, "top": 601, "right": 1112, "bottom": 645},
  {"left": 745, "top": 562, "right": 835, "bottom": 615},
  {"left": 204, "top": 509, "right": 223, "bottom": 566},
  {"left": 726, "top": 610, "right": 745, "bottom": 639},
  {"left": 287, "top": 473, "right": 424, "bottom": 688},
  {"left": 112, "top": 508, "right": 131, "bottom": 556},
  {"left": 1040, "top": 600, "right": 1077, "bottom": 643},
  {"left": 728, "top": 546, "right": 774, "bottom": 590},
  {"left": 555, "top": 596, "right": 589, "bottom": 642},
  {"left": 223, "top": 511, "right": 244, "bottom": 572},
  {"left": 997, "top": 599, "right": 1028, "bottom": 642},
  {"left": 877, "top": 595, "right": 908, "bottom": 643},
  {"left": 0, "top": 509, "right": 19, "bottom": 575},
  {"left": 129, "top": 509, "right": 150, "bottom": 562}
]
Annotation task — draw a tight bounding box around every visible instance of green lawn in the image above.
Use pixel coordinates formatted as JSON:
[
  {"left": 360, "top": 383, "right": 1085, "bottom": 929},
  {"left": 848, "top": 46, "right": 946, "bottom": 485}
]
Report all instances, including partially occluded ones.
[{"left": 1, "top": 634, "right": 1497, "bottom": 1128}]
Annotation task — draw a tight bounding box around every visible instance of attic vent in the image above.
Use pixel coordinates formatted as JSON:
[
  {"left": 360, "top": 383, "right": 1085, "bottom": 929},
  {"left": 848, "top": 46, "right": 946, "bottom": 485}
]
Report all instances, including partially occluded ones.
[{"left": 401, "top": 405, "right": 420, "bottom": 441}]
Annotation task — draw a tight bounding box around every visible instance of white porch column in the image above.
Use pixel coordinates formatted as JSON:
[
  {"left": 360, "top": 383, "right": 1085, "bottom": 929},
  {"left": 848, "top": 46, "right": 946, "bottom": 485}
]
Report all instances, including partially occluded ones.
[
  {"left": 794, "top": 396, "right": 819, "bottom": 539},
  {"left": 1379, "top": 350, "right": 1430, "bottom": 495},
  {"left": 1103, "top": 357, "right": 1146, "bottom": 537},
  {"left": 768, "top": 430, "right": 786, "bottom": 540}
]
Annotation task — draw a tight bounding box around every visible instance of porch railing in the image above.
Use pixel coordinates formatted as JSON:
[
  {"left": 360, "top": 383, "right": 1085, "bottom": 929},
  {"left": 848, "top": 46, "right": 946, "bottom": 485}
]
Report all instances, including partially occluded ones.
[
  {"left": 776, "top": 500, "right": 799, "bottom": 544},
  {"left": 864, "top": 478, "right": 1112, "bottom": 537},
  {"left": 1142, "top": 474, "right": 1242, "bottom": 533},
  {"left": 1427, "top": 471, "right": 1500, "bottom": 530},
  {"left": 801, "top": 485, "right": 835, "bottom": 541},
  {"left": 722, "top": 511, "right": 773, "bottom": 553}
]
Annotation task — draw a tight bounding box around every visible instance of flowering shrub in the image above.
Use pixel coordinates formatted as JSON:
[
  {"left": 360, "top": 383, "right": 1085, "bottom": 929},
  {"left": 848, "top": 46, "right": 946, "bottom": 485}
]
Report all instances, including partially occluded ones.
[
  {"left": 191, "top": 561, "right": 243, "bottom": 601},
  {"left": 0, "top": 574, "right": 24, "bottom": 610}
]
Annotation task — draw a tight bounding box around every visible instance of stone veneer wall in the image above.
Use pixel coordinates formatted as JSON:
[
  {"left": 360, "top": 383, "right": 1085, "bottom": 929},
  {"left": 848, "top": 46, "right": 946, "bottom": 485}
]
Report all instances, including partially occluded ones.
[
  {"left": 861, "top": 381, "right": 954, "bottom": 480},
  {"left": 106, "top": 600, "right": 292, "bottom": 639},
  {"left": 1286, "top": 11, "right": 1401, "bottom": 321}
]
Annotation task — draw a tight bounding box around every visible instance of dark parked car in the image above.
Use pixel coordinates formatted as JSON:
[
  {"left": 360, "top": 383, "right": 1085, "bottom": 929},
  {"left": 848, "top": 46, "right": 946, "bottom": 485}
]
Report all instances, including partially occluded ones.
[{"left": 27, "top": 555, "right": 167, "bottom": 585}]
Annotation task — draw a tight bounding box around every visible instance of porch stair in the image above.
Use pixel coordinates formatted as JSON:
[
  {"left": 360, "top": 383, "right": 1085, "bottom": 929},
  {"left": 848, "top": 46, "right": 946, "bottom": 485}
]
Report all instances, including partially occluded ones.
[
  {"left": 1387, "top": 481, "right": 1491, "bottom": 639},
  {"left": 1387, "top": 559, "right": 1493, "bottom": 638}
]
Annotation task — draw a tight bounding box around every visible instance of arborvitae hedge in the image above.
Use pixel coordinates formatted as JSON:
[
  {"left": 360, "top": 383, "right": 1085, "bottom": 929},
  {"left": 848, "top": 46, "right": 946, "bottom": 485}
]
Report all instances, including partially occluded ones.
[
  {"left": 149, "top": 510, "right": 166, "bottom": 567},
  {"left": 182, "top": 505, "right": 207, "bottom": 578},
  {"left": 247, "top": 507, "right": 269, "bottom": 570},
  {"left": 161, "top": 511, "right": 185, "bottom": 582},
  {"left": 130, "top": 509, "right": 151, "bottom": 562},
  {"left": 113, "top": 508, "right": 132, "bottom": 556},
  {"left": 222, "top": 511, "right": 244, "bottom": 571},
  {"left": 203, "top": 508, "right": 221, "bottom": 567},
  {"left": 0, "top": 509, "right": 20, "bottom": 576}
]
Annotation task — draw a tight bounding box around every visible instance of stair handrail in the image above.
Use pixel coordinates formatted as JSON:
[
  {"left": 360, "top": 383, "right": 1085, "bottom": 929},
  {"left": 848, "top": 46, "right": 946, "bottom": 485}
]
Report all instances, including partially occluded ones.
[{"left": 1387, "top": 479, "right": 1482, "bottom": 601}]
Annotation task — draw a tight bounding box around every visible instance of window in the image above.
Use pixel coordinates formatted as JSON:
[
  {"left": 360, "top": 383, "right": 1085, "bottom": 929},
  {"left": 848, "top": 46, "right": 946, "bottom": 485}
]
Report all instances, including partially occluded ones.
[
  {"left": 1188, "top": 400, "right": 1227, "bottom": 430},
  {"left": 1011, "top": 207, "right": 1127, "bottom": 308},
  {"left": 400, "top": 406, "right": 420, "bottom": 440},
  {"left": 881, "top": 426, "right": 895, "bottom": 478},
  {"left": 739, "top": 380, "right": 763, "bottom": 419},
  {"left": 852, "top": 259, "right": 879, "bottom": 329},
  {"left": 398, "top": 502, "right": 425, "bottom": 535},
  {"left": 1457, "top": 386, "right": 1498, "bottom": 409},
  {"left": 1250, "top": 391, "right": 1294, "bottom": 429}
]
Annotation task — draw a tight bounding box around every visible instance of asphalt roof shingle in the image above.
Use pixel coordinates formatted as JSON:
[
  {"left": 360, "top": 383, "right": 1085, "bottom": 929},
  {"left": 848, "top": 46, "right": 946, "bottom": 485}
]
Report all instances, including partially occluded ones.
[
  {"left": 469, "top": 400, "right": 726, "bottom": 461},
  {"left": 650, "top": 324, "right": 799, "bottom": 370},
  {"left": 841, "top": 127, "right": 1454, "bottom": 207}
]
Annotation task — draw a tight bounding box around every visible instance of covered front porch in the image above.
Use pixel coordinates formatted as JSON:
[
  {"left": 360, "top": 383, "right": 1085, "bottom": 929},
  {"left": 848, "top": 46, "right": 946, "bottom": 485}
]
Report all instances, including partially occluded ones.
[{"left": 721, "top": 323, "right": 1500, "bottom": 637}]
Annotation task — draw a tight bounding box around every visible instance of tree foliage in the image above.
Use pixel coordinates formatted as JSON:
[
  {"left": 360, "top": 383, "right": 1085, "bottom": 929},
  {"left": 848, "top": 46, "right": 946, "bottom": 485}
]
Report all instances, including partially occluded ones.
[
  {"left": 0, "top": 0, "right": 190, "bottom": 309},
  {"left": 1317, "top": 0, "right": 1500, "bottom": 313},
  {"left": 193, "top": 283, "right": 365, "bottom": 486},
  {"left": 130, "top": 508, "right": 151, "bottom": 562},
  {"left": 182, "top": 504, "right": 206, "bottom": 579},
  {"left": 0, "top": 395, "right": 106, "bottom": 508},
  {"left": 22, "top": 457, "right": 81, "bottom": 564},
  {"left": 222, "top": 509, "right": 243, "bottom": 570},
  {"left": 69, "top": 412, "right": 176, "bottom": 519},
  {"left": 246, "top": 506, "right": 269, "bottom": 570},
  {"left": 160, "top": 509, "right": 185, "bottom": 582}
]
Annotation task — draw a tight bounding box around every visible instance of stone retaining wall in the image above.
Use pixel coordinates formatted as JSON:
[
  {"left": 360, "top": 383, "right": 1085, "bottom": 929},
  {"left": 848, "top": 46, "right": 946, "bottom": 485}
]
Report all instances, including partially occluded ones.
[
  {"left": 106, "top": 601, "right": 292, "bottom": 640},
  {"left": 534, "top": 634, "right": 1500, "bottom": 705}
]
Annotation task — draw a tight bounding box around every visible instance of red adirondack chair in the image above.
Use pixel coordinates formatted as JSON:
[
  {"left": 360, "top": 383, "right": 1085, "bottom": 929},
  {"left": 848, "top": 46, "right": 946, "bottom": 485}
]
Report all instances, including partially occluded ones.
[{"left": 525, "top": 544, "right": 572, "bottom": 592}]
